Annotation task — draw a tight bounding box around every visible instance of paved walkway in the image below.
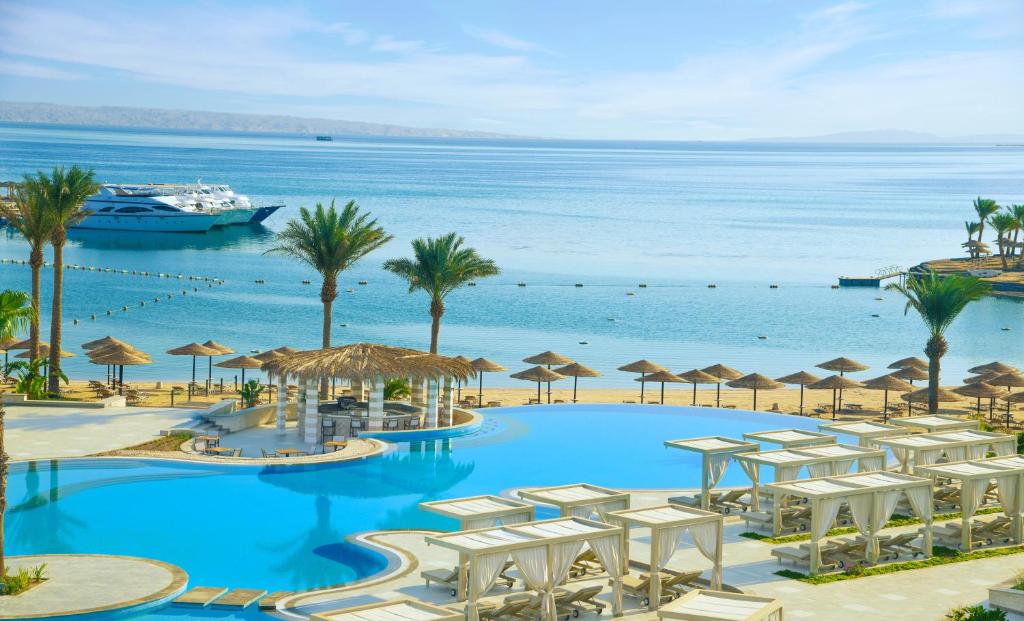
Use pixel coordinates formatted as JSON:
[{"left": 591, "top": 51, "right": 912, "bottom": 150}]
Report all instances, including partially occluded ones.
[
  {"left": 4, "top": 404, "right": 196, "bottom": 460},
  {"left": 0, "top": 554, "right": 187, "bottom": 619}
]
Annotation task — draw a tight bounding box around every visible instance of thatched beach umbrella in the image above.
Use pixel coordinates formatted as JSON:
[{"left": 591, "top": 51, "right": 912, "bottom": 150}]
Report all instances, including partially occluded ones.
[
  {"left": 452, "top": 355, "right": 471, "bottom": 400},
  {"left": 964, "top": 371, "right": 1000, "bottom": 384},
  {"left": 554, "top": 362, "right": 601, "bottom": 403},
  {"left": 1002, "top": 392, "right": 1024, "bottom": 427},
  {"left": 701, "top": 363, "right": 744, "bottom": 407},
  {"left": 901, "top": 386, "right": 961, "bottom": 414},
  {"left": 273, "top": 346, "right": 300, "bottom": 356},
  {"left": 511, "top": 366, "right": 565, "bottom": 404},
  {"left": 16, "top": 345, "right": 74, "bottom": 359},
  {"left": 216, "top": 355, "right": 264, "bottom": 387},
  {"left": 955, "top": 382, "right": 1003, "bottom": 421},
  {"left": 678, "top": 369, "right": 722, "bottom": 406},
  {"left": 524, "top": 351, "right": 574, "bottom": 403},
  {"left": 167, "top": 342, "right": 219, "bottom": 389},
  {"left": 990, "top": 372, "right": 1024, "bottom": 419},
  {"left": 863, "top": 374, "right": 914, "bottom": 422},
  {"left": 0, "top": 336, "right": 20, "bottom": 370},
  {"left": 817, "top": 357, "right": 868, "bottom": 415},
  {"left": 88, "top": 341, "right": 147, "bottom": 387},
  {"left": 807, "top": 375, "right": 864, "bottom": 420},
  {"left": 201, "top": 340, "right": 235, "bottom": 390},
  {"left": 636, "top": 369, "right": 683, "bottom": 404},
  {"left": 619, "top": 360, "right": 666, "bottom": 404},
  {"left": 89, "top": 349, "right": 151, "bottom": 395},
  {"left": 82, "top": 336, "right": 132, "bottom": 351},
  {"left": 775, "top": 371, "right": 821, "bottom": 416},
  {"left": 969, "top": 362, "right": 1019, "bottom": 375},
  {"left": 726, "top": 373, "right": 783, "bottom": 411},
  {"left": 894, "top": 366, "right": 929, "bottom": 385},
  {"left": 471, "top": 357, "right": 506, "bottom": 404},
  {"left": 888, "top": 357, "right": 928, "bottom": 371}
]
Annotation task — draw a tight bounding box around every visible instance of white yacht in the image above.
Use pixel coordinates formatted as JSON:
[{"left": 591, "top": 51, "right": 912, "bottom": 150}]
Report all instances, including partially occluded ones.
[{"left": 76, "top": 183, "right": 282, "bottom": 232}]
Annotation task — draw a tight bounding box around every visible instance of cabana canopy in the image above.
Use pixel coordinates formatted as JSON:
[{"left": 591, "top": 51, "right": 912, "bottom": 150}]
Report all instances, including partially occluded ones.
[
  {"left": 426, "top": 517, "right": 625, "bottom": 621},
  {"left": 767, "top": 471, "right": 934, "bottom": 574},
  {"left": 742, "top": 428, "right": 836, "bottom": 449},
  {"left": 875, "top": 430, "right": 1015, "bottom": 474},
  {"left": 889, "top": 415, "right": 978, "bottom": 433},
  {"left": 518, "top": 483, "right": 629, "bottom": 519},
  {"left": 734, "top": 444, "right": 885, "bottom": 513},
  {"left": 817, "top": 420, "right": 909, "bottom": 447},
  {"left": 420, "top": 495, "right": 535, "bottom": 530},
  {"left": 916, "top": 456, "right": 1024, "bottom": 551},
  {"left": 264, "top": 343, "right": 474, "bottom": 382},
  {"left": 664, "top": 437, "right": 759, "bottom": 510},
  {"left": 311, "top": 598, "right": 462, "bottom": 621},
  {"left": 607, "top": 505, "right": 724, "bottom": 610},
  {"left": 657, "top": 590, "right": 782, "bottom": 621}
]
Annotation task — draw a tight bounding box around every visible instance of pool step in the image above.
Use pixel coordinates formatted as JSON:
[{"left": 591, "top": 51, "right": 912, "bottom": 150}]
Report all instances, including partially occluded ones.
[
  {"left": 212, "top": 588, "right": 268, "bottom": 609},
  {"left": 173, "top": 586, "right": 228, "bottom": 607},
  {"left": 259, "top": 591, "right": 292, "bottom": 609}
]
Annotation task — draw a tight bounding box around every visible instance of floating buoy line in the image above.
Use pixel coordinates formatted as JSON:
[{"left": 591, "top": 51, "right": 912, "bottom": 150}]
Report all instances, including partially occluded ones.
[
  {"left": 69, "top": 283, "right": 214, "bottom": 326},
  {"left": 0, "top": 257, "right": 224, "bottom": 284}
]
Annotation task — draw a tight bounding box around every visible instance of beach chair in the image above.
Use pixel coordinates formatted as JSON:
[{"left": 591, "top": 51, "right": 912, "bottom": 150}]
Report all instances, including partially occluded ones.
[
  {"left": 568, "top": 549, "right": 604, "bottom": 577},
  {"left": 422, "top": 566, "right": 460, "bottom": 595},
  {"left": 660, "top": 570, "right": 703, "bottom": 598},
  {"left": 771, "top": 542, "right": 839, "bottom": 569},
  {"left": 478, "top": 598, "right": 532, "bottom": 621},
  {"left": 518, "top": 589, "right": 578, "bottom": 620},
  {"left": 821, "top": 538, "right": 869, "bottom": 568},
  {"left": 619, "top": 573, "right": 655, "bottom": 603},
  {"left": 552, "top": 584, "right": 606, "bottom": 614},
  {"left": 878, "top": 532, "right": 921, "bottom": 559}
]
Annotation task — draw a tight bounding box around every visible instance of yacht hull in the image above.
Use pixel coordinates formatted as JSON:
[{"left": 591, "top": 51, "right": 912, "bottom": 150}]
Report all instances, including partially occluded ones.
[
  {"left": 249, "top": 205, "right": 283, "bottom": 223},
  {"left": 73, "top": 213, "right": 219, "bottom": 233}
]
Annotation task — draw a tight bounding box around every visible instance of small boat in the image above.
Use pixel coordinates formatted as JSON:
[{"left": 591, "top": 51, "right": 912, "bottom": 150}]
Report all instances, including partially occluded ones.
[{"left": 315, "top": 135, "right": 333, "bottom": 141}]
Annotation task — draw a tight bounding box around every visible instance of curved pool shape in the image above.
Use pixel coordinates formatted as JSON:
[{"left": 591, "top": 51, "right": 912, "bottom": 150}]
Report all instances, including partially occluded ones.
[{"left": 6, "top": 405, "right": 819, "bottom": 593}]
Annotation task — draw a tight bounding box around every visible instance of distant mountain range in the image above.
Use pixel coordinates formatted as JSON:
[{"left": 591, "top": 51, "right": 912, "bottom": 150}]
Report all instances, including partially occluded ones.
[
  {"left": 0, "top": 101, "right": 519, "bottom": 139},
  {"left": 746, "top": 129, "right": 1024, "bottom": 145}
]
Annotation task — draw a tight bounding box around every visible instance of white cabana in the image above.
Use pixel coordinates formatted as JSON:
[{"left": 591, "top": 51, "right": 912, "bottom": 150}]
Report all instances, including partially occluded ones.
[
  {"left": 518, "top": 483, "right": 630, "bottom": 520},
  {"left": 312, "top": 598, "right": 462, "bottom": 621},
  {"left": 426, "top": 517, "right": 626, "bottom": 621},
  {"left": 735, "top": 444, "right": 886, "bottom": 513},
  {"left": 889, "top": 415, "right": 978, "bottom": 433},
  {"left": 875, "top": 430, "right": 1016, "bottom": 474},
  {"left": 657, "top": 590, "right": 783, "bottom": 621},
  {"left": 664, "top": 437, "right": 759, "bottom": 511},
  {"left": 767, "top": 471, "right": 934, "bottom": 575},
  {"left": 607, "top": 505, "right": 724, "bottom": 611},
  {"left": 817, "top": 420, "right": 909, "bottom": 448},
  {"left": 916, "top": 456, "right": 1024, "bottom": 551},
  {"left": 742, "top": 428, "right": 836, "bottom": 449}
]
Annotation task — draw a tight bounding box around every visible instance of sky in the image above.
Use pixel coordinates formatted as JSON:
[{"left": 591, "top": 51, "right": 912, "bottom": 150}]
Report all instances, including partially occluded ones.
[{"left": 0, "top": 0, "right": 1021, "bottom": 140}]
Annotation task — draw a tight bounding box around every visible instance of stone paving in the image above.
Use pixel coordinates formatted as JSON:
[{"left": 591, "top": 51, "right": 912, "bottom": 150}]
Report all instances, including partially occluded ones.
[{"left": 4, "top": 404, "right": 196, "bottom": 459}]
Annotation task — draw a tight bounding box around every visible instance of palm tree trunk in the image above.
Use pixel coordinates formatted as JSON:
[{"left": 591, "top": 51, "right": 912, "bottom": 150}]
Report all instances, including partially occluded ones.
[
  {"left": 47, "top": 239, "right": 65, "bottom": 394},
  {"left": 0, "top": 405, "right": 7, "bottom": 578},
  {"left": 998, "top": 235, "right": 1009, "bottom": 269},
  {"left": 319, "top": 276, "right": 337, "bottom": 399},
  {"left": 925, "top": 335, "right": 946, "bottom": 414},
  {"left": 429, "top": 298, "right": 444, "bottom": 354},
  {"left": 28, "top": 244, "right": 43, "bottom": 361}
]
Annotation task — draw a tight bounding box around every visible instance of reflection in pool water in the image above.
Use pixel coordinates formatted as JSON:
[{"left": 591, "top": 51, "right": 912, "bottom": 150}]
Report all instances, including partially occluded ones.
[{"left": 6, "top": 405, "right": 821, "bottom": 593}]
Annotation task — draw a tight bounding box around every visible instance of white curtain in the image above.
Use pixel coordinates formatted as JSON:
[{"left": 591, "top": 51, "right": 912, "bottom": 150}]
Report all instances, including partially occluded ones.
[
  {"left": 588, "top": 535, "right": 623, "bottom": 615},
  {"left": 998, "top": 475, "right": 1019, "bottom": 519},
  {"left": 688, "top": 522, "right": 721, "bottom": 588},
  {"left": 468, "top": 553, "right": 510, "bottom": 621},
  {"left": 595, "top": 500, "right": 628, "bottom": 521},
  {"left": 892, "top": 447, "right": 910, "bottom": 472},
  {"left": 657, "top": 526, "right": 686, "bottom": 570},
  {"left": 738, "top": 460, "right": 760, "bottom": 510},
  {"left": 961, "top": 479, "right": 990, "bottom": 521},
  {"left": 968, "top": 444, "right": 988, "bottom": 460},
  {"left": 807, "top": 462, "right": 832, "bottom": 479},
  {"left": 775, "top": 465, "right": 801, "bottom": 483},
  {"left": 916, "top": 449, "right": 942, "bottom": 469},
  {"left": 905, "top": 486, "right": 933, "bottom": 522},
  {"left": 501, "top": 512, "right": 531, "bottom": 526},
  {"left": 708, "top": 453, "right": 732, "bottom": 488},
  {"left": 848, "top": 495, "right": 873, "bottom": 538},
  {"left": 859, "top": 456, "right": 883, "bottom": 473},
  {"left": 550, "top": 542, "right": 585, "bottom": 618},
  {"left": 878, "top": 491, "right": 901, "bottom": 527},
  {"left": 994, "top": 442, "right": 1014, "bottom": 457},
  {"left": 466, "top": 517, "right": 498, "bottom": 530},
  {"left": 511, "top": 547, "right": 548, "bottom": 614},
  {"left": 811, "top": 498, "right": 843, "bottom": 569},
  {"left": 571, "top": 505, "right": 597, "bottom": 520},
  {"left": 835, "top": 459, "right": 856, "bottom": 475},
  {"left": 945, "top": 446, "right": 966, "bottom": 462}
]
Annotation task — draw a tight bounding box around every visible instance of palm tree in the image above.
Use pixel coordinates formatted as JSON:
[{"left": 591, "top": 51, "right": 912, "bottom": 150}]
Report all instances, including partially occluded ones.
[
  {"left": 1009, "top": 204, "right": 1024, "bottom": 260},
  {"left": 0, "top": 181, "right": 53, "bottom": 360},
  {"left": 989, "top": 213, "right": 1017, "bottom": 269},
  {"left": 964, "top": 221, "right": 981, "bottom": 258},
  {"left": 973, "top": 197, "right": 1000, "bottom": 243},
  {"left": 266, "top": 200, "right": 392, "bottom": 398},
  {"left": 886, "top": 272, "right": 989, "bottom": 413},
  {"left": 383, "top": 233, "right": 500, "bottom": 354},
  {"left": 0, "top": 289, "right": 34, "bottom": 577},
  {"left": 32, "top": 166, "right": 100, "bottom": 393}
]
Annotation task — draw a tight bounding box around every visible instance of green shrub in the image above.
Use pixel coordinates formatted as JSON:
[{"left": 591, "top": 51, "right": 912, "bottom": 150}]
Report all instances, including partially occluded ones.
[
  {"left": 384, "top": 377, "right": 410, "bottom": 400},
  {"left": 30, "top": 564, "right": 46, "bottom": 582},
  {"left": 946, "top": 605, "right": 1007, "bottom": 621},
  {"left": 1, "top": 568, "right": 33, "bottom": 595},
  {"left": 240, "top": 379, "right": 264, "bottom": 409}
]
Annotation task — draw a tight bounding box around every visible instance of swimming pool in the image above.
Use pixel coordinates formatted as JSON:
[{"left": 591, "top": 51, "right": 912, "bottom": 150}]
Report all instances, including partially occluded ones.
[{"left": 6, "top": 405, "right": 820, "bottom": 594}]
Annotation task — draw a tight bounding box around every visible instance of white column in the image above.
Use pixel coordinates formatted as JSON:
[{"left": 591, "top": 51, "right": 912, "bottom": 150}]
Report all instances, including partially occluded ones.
[
  {"left": 442, "top": 376, "right": 455, "bottom": 426},
  {"left": 368, "top": 374, "right": 385, "bottom": 430},
  {"left": 276, "top": 379, "right": 287, "bottom": 431},
  {"left": 410, "top": 376, "right": 425, "bottom": 407},
  {"left": 426, "top": 377, "right": 440, "bottom": 428},
  {"left": 351, "top": 378, "right": 364, "bottom": 400},
  {"left": 303, "top": 377, "right": 319, "bottom": 444}
]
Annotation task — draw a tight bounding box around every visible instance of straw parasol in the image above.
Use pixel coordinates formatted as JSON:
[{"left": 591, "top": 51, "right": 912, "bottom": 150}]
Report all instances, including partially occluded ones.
[
  {"left": 964, "top": 371, "right": 1000, "bottom": 384},
  {"left": 471, "top": 357, "right": 506, "bottom": 405},
  {"left": 253, "top": 349, "right": 286, "bottom": 363},
  {"left": 554, "top": 362, "right": 601, "bottom": 403},
  {"left": 775, "top": 371, "right": 821, "bottom": 416},
  {"left": 264, "top": 343, "right": 474, "bottom": 382},
  {"left": 215, "top": 355, "right": 264, "bottom": 386},
  {"left": 726, "top": 373, "right": 783, "bottom": 411},
  {"left": 8, "top": 338, "right": 40, "bottom": 350},
  {"left": 862, "top": 374, "right": 914, "bottom": 422},
  {"left": 1002, "top": 392, "right": 1024, "bottom": 428},
  {"left": 888, "top": 357, "right": 928, "bottom": 371},
  {"left": 88, "top": 348, "right": 151, "bottom": 395},
  {"left": 678, "top": 369, "right": 721, "bottom": 406},
  {"left": 893, "top": 366, "right": 929, "bottom": 385},
  {"left": 900, "top": 386, "right": 961, "bottom": 414},
  {"left": 618, "top": 360, "right": 666, "bottom": 404},
  {"left": 954, "top": 382, "right": 1003, "bottom": 421},
  {"left": 969, "top": 362, "right": 1019, "bottom": 375},
  {"left": 82, "top": 336, "right": 132, "bottom": 351},
  {"left": 636, "top": 369, "right": 683, "bottom": 404},
  {"left": 807, "top": 375, "right": 864, "bottom": 421},
  {"left": 816, "top": 357, "right": 868, "bottom": 415},
  {"left": 201, "top": 339, "right": 235, "bottom": 389},
  {"left": 452, "top": 355, "right": 472, "bottom": 401},
  {"left": 167, "top": 342, "right": 220, "bottom": 388},
  {"left": 88, "top": 342, "right": 147, "bottom": 387},
  {"left": 0, "top": 336, "right": 20, "bottom": 369},
  {"left": 701, "top": 363, "right": 743, "bottom": 407},
  {"left": 15, "top": 344, "right": 74, "bottom": 359},
  {"left": 511, "top": 366, "right": 565, "bottom": 404},
  {"left": 990, "top": 372, "right": 1024, "bottom": 419},
  {"left": 524, "top": 351, "right": 574, "bottom": 402},
  {"left": 273, "top": 346, "right": 300, "bottom": 356}
]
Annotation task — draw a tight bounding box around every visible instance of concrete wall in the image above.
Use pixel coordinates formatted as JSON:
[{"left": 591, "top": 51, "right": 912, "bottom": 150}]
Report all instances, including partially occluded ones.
[
  {"left": 202, "top": 401, "right": 298, "bottom": 433},
  {"left": 1, "top": 393, "right": 126, "bottom": 408}
]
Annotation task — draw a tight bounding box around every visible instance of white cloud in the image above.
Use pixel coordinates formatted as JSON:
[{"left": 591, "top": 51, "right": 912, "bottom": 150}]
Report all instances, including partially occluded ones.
[
  {"left": 463, "top": 26, "right": 548, "bottom": 53},
  {"left": 0, "top": 59, "right": 84, "bottom": 80},
  {"left": 369, "top": 35, "right": 424, "bottom": 54}
]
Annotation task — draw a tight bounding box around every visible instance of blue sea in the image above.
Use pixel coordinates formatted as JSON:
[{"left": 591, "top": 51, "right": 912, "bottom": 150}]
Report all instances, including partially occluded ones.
[{"left": 0, "top": 122, "right": 1022, "bottom": 387}]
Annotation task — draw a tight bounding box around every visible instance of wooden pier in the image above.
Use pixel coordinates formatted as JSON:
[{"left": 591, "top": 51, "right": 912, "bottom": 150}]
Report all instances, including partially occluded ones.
[{"left": 838, "top": 265, "right": 905, "bottom": 288}]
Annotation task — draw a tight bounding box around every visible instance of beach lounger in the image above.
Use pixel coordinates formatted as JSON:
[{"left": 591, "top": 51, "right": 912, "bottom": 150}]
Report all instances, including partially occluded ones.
[
  {"left": 771, "top": 543, "right": 839, "bottom": 570},
  {"left": 555, "top": 584, "right": 606, "bottom": 614},
  {"left": 618, "top": 571, "right": 701, "bottom": 606},
  {"left": 878, "top": 532, "right": 921, "bottom": 559},
  {"left": 568, "top": 549, "right": 604, "bottom": 578},
  {"left": 518, "top": 588, "right": 578, "bottom": 620},
  {"left": 422, "top": 566, "right": 460, "bottom": 595},
  {"left": 660, "top": 570, "right": 703, "bottom": 598},
  {"left": 478, "top": 598, "right": 532, "bottom": 621}
]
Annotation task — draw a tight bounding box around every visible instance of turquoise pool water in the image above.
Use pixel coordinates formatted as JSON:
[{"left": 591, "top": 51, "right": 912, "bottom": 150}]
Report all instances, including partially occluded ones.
[{"left": 6, "top": 405, "right": 820, "bottom": 597}]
